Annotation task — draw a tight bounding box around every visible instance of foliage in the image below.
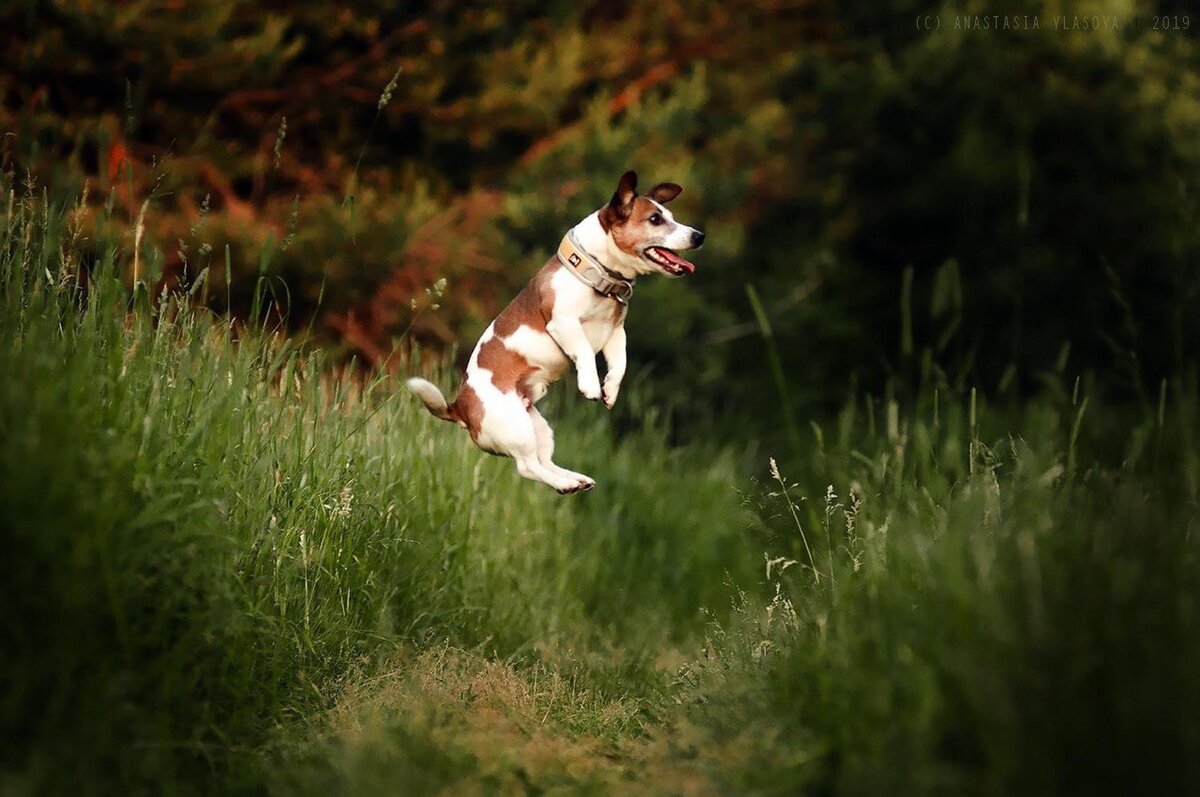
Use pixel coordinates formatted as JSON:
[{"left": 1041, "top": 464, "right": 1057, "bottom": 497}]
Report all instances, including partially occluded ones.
[
  {"left": 5, "top": 4, "right": 1200, "bottom": 794},
  {"left": 0, "top": 185, "right": 754, "bottom": 792},
  {"left": 690, "top": 377, "right": 1200, "bottom": 794},
  {"left": 3, "top": 180, "right": 1199, "bottom": 795},
  {"left": 8, "top": 1, "right": 1199, "bottom": 438}
]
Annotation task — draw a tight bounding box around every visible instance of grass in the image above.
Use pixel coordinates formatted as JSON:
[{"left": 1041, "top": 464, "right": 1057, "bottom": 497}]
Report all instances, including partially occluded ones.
[
  {"left": 2, "top": 185, "right": 1199, "bottom": 795},
  {"left": 689, "top": 385, "right": 1200, "bottom": 795},
  {"left": 0, "top": 185, "right": 755, "bottom": 793}
]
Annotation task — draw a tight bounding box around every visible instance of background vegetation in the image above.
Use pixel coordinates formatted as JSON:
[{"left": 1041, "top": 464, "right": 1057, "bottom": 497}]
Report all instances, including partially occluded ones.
[
  {"left": 3, "top": 0, "right": 1199, "bottom": 794},
  {"left": 9, "top": 0, "right": 1200, "bottom": 421}
]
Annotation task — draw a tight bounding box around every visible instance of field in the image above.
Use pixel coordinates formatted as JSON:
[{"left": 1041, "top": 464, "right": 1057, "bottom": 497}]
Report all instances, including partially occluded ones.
[{"left": 2, "top": 184, "right": 1198, "bottom": 796}]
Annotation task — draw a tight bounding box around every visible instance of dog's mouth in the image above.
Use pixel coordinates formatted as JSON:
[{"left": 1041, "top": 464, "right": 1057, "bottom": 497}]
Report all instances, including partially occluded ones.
[{"left": 644, "top": 246, "right": 695, "bottom": 276}]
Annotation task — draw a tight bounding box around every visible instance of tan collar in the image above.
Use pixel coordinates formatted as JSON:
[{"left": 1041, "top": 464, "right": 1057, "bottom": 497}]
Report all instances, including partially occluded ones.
[{"left": 556, "top": 231, "right": 635, "bottom": 305}]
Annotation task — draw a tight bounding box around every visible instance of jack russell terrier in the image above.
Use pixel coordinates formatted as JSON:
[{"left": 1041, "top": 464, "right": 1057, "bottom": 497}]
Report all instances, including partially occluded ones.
[{"left": 407, "top": 171, "right": 704, "bottom": 493}]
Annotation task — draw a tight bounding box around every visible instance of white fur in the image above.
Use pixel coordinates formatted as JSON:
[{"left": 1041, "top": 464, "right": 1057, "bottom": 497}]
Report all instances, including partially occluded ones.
[
  {"left": 406, "top": 377, "right": 456, "bottom": 424},
  {"left": 648, "top": 199, "right": 704, "bottom": 251},
  {"left": 502, "top": 324, "right": 564, "bottom": 401}
]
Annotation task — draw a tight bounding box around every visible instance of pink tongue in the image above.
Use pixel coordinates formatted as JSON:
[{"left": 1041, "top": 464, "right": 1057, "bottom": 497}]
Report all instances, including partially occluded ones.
[{"left": 654, "top": 247, "right": 695, "bottom": 273}]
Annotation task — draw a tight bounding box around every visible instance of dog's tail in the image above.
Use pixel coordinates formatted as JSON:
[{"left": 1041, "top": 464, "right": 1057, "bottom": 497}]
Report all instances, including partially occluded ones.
[{"left": 406, "top": 377, "right": 458, "bottom": 423}]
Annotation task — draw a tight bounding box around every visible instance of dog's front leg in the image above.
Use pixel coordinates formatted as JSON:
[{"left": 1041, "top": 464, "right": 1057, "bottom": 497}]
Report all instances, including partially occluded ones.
[
  {"left": 547, "top": 316, "right": 601, "bottom": 400},
  {"left": 601, "top": 325, "right": 626, "bottom": 409}
]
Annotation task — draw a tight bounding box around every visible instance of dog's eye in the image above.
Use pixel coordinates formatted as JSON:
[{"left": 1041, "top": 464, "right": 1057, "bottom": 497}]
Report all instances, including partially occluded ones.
[{"left": 648, "top": 213, "right": 663, "bottom": 225}]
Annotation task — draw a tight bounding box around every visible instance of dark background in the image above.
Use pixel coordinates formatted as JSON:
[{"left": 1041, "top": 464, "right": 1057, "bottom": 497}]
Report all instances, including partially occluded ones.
[{"left": 6, "top": 0, "right": 1199, "bottom": 437}]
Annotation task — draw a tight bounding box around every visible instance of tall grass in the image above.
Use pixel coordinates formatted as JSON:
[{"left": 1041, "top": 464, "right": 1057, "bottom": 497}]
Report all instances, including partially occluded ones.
[
  {"left": 3, "top": 182, "right": 1199, "bottom": 795},
  {"left": 0, "top": 185, "right": 755, "bottom": 792},
  {"left": 691, "top": 383, "right": 1200, "bottom": 794}
]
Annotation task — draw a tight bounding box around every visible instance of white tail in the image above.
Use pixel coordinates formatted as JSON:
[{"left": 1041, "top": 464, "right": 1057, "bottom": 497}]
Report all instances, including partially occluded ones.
[{"left": 406, "top": 378, "right": 456, "bottom": 423}]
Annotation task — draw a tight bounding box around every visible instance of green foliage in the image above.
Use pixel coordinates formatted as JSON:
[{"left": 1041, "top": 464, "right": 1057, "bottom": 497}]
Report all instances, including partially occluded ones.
[
  {"left": 6, "top": 4, "right": 1200, "bottom": 792},
  {"left": 0, "top": 186, "right": 754, "bottom": 792},
  {"left": 9, "top": 1, "right": 1200, "bottom": 430},
  {"left": 691, "top": 380, "right": 1200, "bottom": 794}
]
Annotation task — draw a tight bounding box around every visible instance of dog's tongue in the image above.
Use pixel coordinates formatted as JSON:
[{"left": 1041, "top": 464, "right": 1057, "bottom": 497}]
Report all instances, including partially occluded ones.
[{"left": 653, "top": 247, "right": 695, "bottom": 275}]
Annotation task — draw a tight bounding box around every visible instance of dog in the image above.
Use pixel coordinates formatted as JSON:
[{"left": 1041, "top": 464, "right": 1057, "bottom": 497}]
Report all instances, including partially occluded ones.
[{"left": 407, "top": 171, "right": 704, "bottom": 493}]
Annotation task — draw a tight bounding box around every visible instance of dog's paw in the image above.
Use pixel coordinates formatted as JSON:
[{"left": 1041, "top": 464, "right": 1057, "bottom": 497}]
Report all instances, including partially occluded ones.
[
  {"left": 556, "top": 477, "right": 596, "bottom": 495},
  {"left": 578, "top": 378, "right": 602, "bottom": 401},
  {"left": 602, "top": 383, "right": 619, "bottom": 409}
]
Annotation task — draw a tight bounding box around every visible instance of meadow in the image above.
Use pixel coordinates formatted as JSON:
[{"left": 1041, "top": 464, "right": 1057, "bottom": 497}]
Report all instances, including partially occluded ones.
[{"left": 2, "top": 181, "right": 1198, "bottom": 796}]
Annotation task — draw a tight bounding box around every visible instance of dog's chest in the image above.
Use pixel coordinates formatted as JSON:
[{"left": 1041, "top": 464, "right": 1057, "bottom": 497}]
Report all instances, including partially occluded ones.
[
  {"left": 579, "top": 299, "right": 624, "bottom": 350},
  {"left": 548, "top": 269, "right": 626, "bottom": 351}
]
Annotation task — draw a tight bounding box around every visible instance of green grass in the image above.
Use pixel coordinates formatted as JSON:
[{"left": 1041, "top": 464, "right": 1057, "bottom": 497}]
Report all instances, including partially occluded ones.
[
  {"left": 689, "top": 388, "right": 1200, "bottom": 794},
  {"left": 0, "top": 188, "right": 755, "bottom": 792},
  {"left": 2, "top": 187, "right": 1199, "bottom": 795}
]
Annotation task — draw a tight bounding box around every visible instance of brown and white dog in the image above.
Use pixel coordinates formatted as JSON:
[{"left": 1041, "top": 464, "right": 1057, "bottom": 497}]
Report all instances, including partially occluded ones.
[{"left": 406, "top": 171, "right": 704, "bottom": 493}]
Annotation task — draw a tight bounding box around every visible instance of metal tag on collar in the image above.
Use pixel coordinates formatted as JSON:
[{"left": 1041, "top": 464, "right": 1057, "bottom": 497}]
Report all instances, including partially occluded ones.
[{"left": 608, "top": 278, "right": 633, "bottom": 304}]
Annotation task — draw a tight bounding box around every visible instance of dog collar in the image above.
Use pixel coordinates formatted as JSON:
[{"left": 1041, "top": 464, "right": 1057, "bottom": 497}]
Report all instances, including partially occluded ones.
[{"left": 556, "top": 231, "right": 635, "bottom": 305}]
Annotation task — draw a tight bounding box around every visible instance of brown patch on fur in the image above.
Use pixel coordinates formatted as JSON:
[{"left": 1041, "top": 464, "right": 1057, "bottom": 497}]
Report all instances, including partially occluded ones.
[
  {"left": 492, "top": 258, "right": 559, "bottom": 337},
  {"left": 600, "top": 171, "right": 681, "bottom": 233},
  {"left": 600, "top": 170, "right": 638, "bottom": 229},
  {"left": 450, "top": 383, "right": 485, "bottom": 442},
  {"left": 647, "top": 182, "right": 682, "bottom": 203},
  {"left": 478, "top": 336, "right": 548, "bottom": 417},
  {"left": 608, "top": 300, "right": 627, "bottom": 325},
  {"left": 608, "top": 197, "right": 661, "bottom": 258},
  {"left": 476, "top": 335, "right": 537, "bottom": 395},
  {"left": 539, "top": 260, "right": 561, "bottom": 319},
  {"left": 598, "top": 203, "right": 617, "bottom": 232}
]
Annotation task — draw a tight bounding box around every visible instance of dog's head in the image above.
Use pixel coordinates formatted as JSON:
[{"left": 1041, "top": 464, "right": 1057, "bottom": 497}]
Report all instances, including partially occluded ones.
[{"left": 598, "top": 170, "right": 705, "bottom": 277}]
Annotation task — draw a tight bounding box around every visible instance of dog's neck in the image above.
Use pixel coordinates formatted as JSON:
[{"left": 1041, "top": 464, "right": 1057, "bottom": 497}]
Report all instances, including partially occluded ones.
[{"left": 570, "top": 211, "right": 643, "bottom": 280}]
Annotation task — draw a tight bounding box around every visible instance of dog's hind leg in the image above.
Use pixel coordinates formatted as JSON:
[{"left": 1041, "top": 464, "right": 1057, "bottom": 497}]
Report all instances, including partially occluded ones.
[
  {"left": 529, "top": 407, "right": 595, "bottom": 491},
  {"left": 478, "top": 390, "right": 590, "bottom": 493},
  {"left": 514, "top": 454, "right": 591, "bottom": 494}
]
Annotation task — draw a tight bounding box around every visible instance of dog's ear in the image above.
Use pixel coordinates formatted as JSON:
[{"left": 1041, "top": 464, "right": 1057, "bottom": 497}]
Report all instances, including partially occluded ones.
[
  {"left": 647, "top": 182, "right": 683, "bottom": 203},
  {"left": 607, "top": 170, "right": 638, "bottom": 220}
]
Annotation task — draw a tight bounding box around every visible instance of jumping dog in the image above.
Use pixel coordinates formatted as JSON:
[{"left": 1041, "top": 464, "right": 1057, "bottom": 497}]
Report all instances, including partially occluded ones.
[{"left": 407, "top": 171, "right": 704, "bottom": 492}]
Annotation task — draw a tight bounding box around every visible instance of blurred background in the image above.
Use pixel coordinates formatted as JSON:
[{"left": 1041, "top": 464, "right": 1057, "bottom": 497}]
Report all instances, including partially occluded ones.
[
  {"left": 5, "top": 0, "right": 1200, "bottom": 438},
  {"left": 8, "top": 3, "right": 1200, "bottom": 792}
]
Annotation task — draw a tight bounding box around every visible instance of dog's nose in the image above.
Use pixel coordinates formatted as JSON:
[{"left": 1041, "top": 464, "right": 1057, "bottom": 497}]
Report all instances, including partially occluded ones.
[{"left": 691, "top": 230, "right": 705, "bottom": 247}]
